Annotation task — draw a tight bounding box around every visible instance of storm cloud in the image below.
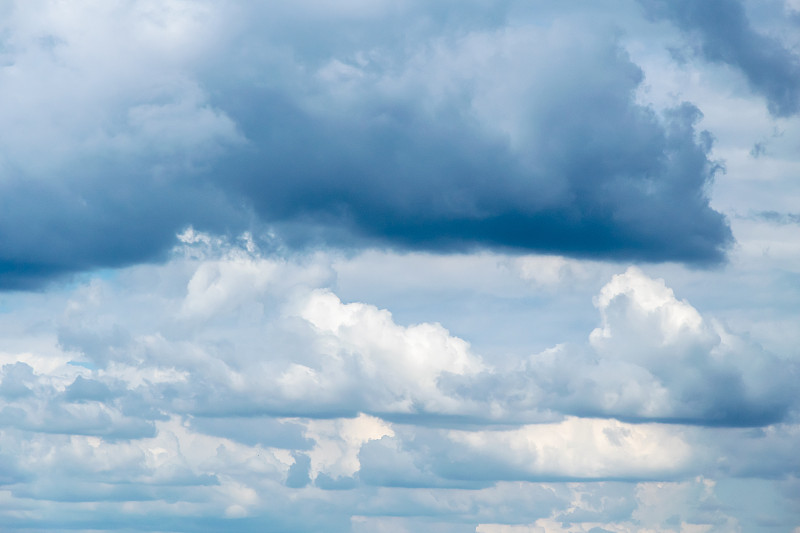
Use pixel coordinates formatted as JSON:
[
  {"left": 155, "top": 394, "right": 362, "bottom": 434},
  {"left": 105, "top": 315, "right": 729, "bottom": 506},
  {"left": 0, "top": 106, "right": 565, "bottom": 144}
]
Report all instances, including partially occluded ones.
[{"left": 0, "top": 1, "right": 732, "bottom": 288}]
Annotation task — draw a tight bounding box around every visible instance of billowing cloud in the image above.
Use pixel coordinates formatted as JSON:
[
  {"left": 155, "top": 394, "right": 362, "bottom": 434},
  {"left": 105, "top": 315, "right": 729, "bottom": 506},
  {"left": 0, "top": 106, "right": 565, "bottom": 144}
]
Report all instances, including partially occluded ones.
[
  {"left": 0, "top": 0, "right": 733, "bottom": 288},
  {"left": 221, "top": 23, "right": 730, "bottom": 265},
  {"left": 0, "top": 234, "right": 797, "bottom": 530},
  {"left": 51, "top": 232, "right": 489, "bottom": 421},
  {"left": 522, "top": 267, "right": 795, "bottom": 426},
  {"left": 34, "top": 237, "right": 798, "bottom": 430}
]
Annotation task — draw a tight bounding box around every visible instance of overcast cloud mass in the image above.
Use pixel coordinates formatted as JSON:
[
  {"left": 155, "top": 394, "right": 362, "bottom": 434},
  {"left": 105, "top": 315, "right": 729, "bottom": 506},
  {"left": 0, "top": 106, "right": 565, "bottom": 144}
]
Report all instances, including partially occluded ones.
[{"left": 0, "top": 1, "right": 799, "bottom": 532}]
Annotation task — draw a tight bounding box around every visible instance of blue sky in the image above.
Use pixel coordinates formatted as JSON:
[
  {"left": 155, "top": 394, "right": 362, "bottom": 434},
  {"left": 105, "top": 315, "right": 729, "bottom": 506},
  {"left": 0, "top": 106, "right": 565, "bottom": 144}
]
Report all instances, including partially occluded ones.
[{"left": 0, "top": 0, "right": 799, "bottom": 531}]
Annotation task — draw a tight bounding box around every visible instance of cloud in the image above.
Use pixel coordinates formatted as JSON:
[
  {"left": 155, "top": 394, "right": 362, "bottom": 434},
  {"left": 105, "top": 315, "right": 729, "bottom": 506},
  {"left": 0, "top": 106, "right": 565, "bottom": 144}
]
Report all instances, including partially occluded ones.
[
  {"left": 303, "top": 413, "right": 394, "bottom": 482},
  {"left": 439, "top": 417, "right": 693, "bottom": 481},
  {"left": 44, "top": 236, "right": 797, "bottom": 430},
  {"left": 639, "top": 0, "right": 800, "bottom": 117},
  {"left": 477, "top": 477, "right": 741, "bottom": 532},
  {"left": 0, "top": 0, "right": 245, "bottom": 289},
  {"left": 298, "top": 289, "right": 486, "bottom": 415},
  {"left": 223, "top": 22, "right": 731, "bottom": 264},
  {"left": 0, "top": 0, "right": 733, "bottom": 289},
  {"left": 0, "top": 236, "right": 798, "bottom": 528},
  {"left": 49, "top": 233, "right": 490, "bottom": 421},
  {"left": 522, "top": 267, "right": 796, "bottom": 426},
  {"left": 0, "top": 360, "right": 156, "bottom": 440}
]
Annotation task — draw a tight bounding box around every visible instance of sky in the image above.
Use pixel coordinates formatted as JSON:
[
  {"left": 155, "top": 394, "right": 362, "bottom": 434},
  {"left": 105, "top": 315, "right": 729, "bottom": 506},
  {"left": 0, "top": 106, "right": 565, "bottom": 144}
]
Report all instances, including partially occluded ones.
[{"left": 0, "top": 0, "right": 799, "bottom": 531}]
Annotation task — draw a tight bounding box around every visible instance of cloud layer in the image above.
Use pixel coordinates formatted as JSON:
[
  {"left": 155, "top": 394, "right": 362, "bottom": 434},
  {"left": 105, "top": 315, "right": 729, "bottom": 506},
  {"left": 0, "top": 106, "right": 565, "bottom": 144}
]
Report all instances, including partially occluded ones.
[{"left": 0, "top": 235, "right": 798, "bottom": 530}]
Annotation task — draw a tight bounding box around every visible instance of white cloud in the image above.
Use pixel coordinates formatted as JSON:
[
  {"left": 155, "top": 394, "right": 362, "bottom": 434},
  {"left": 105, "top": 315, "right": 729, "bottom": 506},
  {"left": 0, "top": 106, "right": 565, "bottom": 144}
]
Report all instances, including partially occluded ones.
[
  {"left": 447, "top": 417, "right": 692, "bottom": 479},
  {"left": 526, "top": 266, "right": 793, "bottom": 424},
  {"left": 477, "top": 525, "right": 545, "bottom": 533},
  {"left": 304, "top": 413, "right": 394, "bottom": 480},
  {"left": 592, "top": 266, "right": 705, "bottom": 344},
  {"left": 300, "top": 289, "right": 485, "bottom": 413},
  {"left": 514, "top": 255, "right": 582, "bottom": 287},
  {"left": 0, "top": 232, "right": 796, "bottom": 529}
]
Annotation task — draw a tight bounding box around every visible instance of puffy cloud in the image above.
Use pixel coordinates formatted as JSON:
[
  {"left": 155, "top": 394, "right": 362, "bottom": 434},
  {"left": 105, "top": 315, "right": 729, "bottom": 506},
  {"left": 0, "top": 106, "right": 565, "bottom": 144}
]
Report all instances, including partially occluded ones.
[
  {"left": 303, "top": 413, "right": 394, "bottom": 482},
  {"left": 225, "top": 22, "right": 730, "bottom": 264},
  {"left": 45, "top": 233, "right": 489, "bottom": 422},
  {"left": 476, "top": 477, "right": 747, "bottom": 532},
  {"left": 299, "top": 290, "right": 485, "bottom": 414},
  {"left": 355, "top": 418, "right": 693, "bottom": 487},
  {"left": 0, "top": 1, "right": 245, "bottom": 289},
  {"left": 0, "top": 359, "right": 156, "bottom": 440},
  {"left": 0, "top": 0, "right": 734, "bottom": 288},
  {"left": 523, "top": 267, "right": 796, "bottom": 426},
  {"left": 7, "top": 234, "right": 793, "bottom": 436},
  {"left": 0, "top": 235, "right": 797, "bottom": 529}
]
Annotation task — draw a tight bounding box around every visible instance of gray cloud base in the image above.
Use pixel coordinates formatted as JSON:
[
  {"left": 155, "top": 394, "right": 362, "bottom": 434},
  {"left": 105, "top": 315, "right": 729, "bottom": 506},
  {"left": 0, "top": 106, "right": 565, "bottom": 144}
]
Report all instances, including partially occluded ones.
[{"left": 0, "top": 2, "right": 733, "bottom": 288}]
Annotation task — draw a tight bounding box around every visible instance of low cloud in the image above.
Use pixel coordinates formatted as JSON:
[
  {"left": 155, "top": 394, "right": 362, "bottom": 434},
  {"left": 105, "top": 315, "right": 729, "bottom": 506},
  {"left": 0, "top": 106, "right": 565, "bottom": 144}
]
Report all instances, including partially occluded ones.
[
  {"left": 44, "top": 237, "right": 799, "bottom": 429},
  {"left": 522, "top": 267, "right": 795, "bottom": 426},
  {"left": 0, "top": 1, "right": 733, "bottom": 289},
  {"left": 0, "top": 235, "right": 796, "bottom": 528}
]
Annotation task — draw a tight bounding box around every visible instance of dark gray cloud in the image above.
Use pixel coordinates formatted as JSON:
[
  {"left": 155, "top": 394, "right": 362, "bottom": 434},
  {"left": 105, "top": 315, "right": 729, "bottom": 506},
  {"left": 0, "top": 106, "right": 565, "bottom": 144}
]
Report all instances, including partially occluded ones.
[
  {"left": 0, "top": 1, "right": 733, "bottom": 289},
  {"left": 639, "top": 0, "right": 800, "bottom": 116},
  {"left": 209, "top": 20, "right": 732, "bottom": 265},
  {"left": 0, "top": 165, "right": 244, "bottom": 290},
  {"left": 219, "top": 90, "right": 730, "bottom": 264}
]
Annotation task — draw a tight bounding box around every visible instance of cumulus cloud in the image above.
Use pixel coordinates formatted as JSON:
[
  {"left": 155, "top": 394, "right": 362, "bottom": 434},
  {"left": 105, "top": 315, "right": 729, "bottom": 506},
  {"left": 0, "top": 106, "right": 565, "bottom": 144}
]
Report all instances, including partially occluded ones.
[
  {"left": 0, "top": 0, "right": 245, "bottom": 289},
  {"left": 299, "top": 290, "right": 485, "bottom": 414},
  {"left": 30, "top": 236, "right": 799, "bottom": 432},
  {"left": 356, "top": 419, "right": 690, "bottom": 492},
  {"left": 0, "top": 0, "right": 734, "bottom": 288},
  {"left": 523, "top": 267, "right": 795, "bottom": 426},
  {"left": 303, "top": 413, "right": 394, "bottom": 483},
  {"left": 0, "top": 234, "right": 797, "bottom": 529},
  {"left": 1, "top": 2, "right": 799, "bottom": 530},
  {"left": 225, "top": 22, "right": 731, "bottom": 264},
  {"left": 49, "top": 232, "right": 489, "bottom": 421}
]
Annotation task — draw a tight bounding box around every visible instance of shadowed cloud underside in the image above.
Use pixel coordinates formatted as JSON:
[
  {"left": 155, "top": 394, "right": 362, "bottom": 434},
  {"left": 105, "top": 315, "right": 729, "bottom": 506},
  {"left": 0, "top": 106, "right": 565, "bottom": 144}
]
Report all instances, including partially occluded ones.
[{"left": 0, "top": 2, "right": 733, "bottom": 288}]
